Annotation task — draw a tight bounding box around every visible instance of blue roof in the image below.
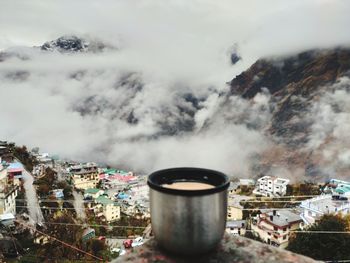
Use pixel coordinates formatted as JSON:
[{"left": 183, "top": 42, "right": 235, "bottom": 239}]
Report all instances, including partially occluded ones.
[
  {"left": 8, "top": 162, "right": 23, "bottom": 169},
  {"left": 116, "top": 192, "right": 129, "bottom": 199}
]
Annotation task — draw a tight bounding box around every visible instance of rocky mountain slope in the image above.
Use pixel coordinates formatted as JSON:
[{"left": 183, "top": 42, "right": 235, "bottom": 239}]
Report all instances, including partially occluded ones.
[
  {"left": 228, "top": 48, "right": 350, "bottom": 180},
  {"left": 40, "top": 35, "right": 115, "bottom": 53}
]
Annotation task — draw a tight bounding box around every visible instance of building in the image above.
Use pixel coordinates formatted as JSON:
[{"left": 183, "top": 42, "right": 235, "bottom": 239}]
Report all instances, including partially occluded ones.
[
  {"left": 70, "top": 163, "right": 99, "bottom": 190},
  {"left": 84, "top": 188, "right": 105, "bottom": 199},
  {"left": 239, "top": 179, "right": 255, "bottom": 186},
  {"left": 0, "top": 142, "right": 13, "bottom": 163},
  {"left": 90, "top": 195, "right": 121, "bottom": 222},
  {"left": 0, "top": 163, "right": 18, "bottom": 216},
  {"left": 253, "top": 176, "right": 289, "bottom": 197},
  {"left": 228, "top": 182, "right": 239, "bottom": 196},
  {"left": 7, "top": 162, "right": 24, "bottom": 187},
  {"left": 251, "top": 210, "right": 303, "bottom": 248},
  {"left": 82, "top": 228, "right": 96, "bottom": 242},
  {"left": 227, "top": 196, "right": 252, "bottom": 221},
  {"left": 99, "top": 168, "right": 136, "bottom": 189},
  {"left": 227, "top": 200, "right": 243, "bottom": 221},
  {"left": 324, "top": 179, "right": 350, "bottom": 196},
  {"left": 0, "top": 213, "right": 15, "bottom": 227},
  {"left": 226, "top": 220, "right": 246, "bottom": 236},
  {"left": 50, "top": 189, "right": 64, "bottom": 199},
  {"left": 300, "top": 194, "right": 350, "bottom": 225}
]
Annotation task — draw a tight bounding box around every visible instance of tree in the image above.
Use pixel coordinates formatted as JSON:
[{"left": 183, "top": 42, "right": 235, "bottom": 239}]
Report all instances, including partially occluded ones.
[
  {"left": 88, "top": 239, "right": 106, "bottom": 256},
  {"left": 37, "top": 184, "right": 50, "bottom": 196},
  {"left": 37, "top": 212, "right": 85, "bottom": 261},
  {"left": 287, "top": 214, "right": 350, "bottom": 261}
]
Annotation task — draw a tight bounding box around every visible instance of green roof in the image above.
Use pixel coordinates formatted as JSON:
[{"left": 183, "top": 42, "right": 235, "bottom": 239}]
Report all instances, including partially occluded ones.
[
  {"left": 104, "top": 169, "right": 116, "bottom": 175},
  {"left": 335, "top": 185, "right": 350, "bottom": 194},
  {"left": 85, "top": 188, "right": 101, "bottom": 194},
  {"left": 95, "top": 196, "right": 115, "bottom": 205},
  {"left": 103, "top": 168, "right": 128, "bottom": 175}
]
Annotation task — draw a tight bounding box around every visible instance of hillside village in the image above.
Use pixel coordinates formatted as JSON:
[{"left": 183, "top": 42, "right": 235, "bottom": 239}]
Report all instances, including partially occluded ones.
[{"left": 0, "top": 140, "right": 350, "bottom": 260}]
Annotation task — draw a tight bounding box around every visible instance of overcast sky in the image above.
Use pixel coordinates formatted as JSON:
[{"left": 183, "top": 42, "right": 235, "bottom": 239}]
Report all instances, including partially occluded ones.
[
  {"left": 1, "top": 0, "right": 350, "bottom": 80},
  {"left": 1, "top": 0, "right": 350, "bottom": 176}
]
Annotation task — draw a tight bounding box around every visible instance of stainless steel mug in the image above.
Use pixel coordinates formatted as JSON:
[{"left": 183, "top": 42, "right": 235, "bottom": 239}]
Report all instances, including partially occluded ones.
[{"left": 147, "top": 167, "right": 230, "bottom": 255}]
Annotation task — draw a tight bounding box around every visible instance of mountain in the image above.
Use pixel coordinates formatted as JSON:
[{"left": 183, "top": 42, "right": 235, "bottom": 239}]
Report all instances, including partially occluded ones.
[
  {"left": 1, "top": 36, "right": 350, "bottom": 180},
  {"left": 0, "top": 35, "right": 115, "bottom": 62},
  {"left": 228, "top": 48, "right": 350, "bottom": 179},
  {"left": 40, "top": 35, "right": 115, "bottom": 53}
]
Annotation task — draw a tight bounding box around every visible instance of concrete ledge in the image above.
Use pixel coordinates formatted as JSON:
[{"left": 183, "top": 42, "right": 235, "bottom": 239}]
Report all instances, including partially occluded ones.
[{"left": 113, "top": 235, "right": 321, "bottom": 263}]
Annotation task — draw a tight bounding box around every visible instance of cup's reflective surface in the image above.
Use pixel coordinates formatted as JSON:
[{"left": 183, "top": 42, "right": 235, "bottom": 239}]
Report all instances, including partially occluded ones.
[{"left": 148, "top": 168, "right": 229, "bottom": 255}]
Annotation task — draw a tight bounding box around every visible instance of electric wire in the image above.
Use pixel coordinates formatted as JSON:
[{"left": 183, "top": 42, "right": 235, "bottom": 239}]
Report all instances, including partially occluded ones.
[{"left": 16, "top": 220, "right": 104, "bottom": 262}]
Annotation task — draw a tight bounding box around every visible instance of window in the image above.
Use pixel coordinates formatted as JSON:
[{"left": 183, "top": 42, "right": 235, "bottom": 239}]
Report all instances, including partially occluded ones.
[
  {"left": 283, "top": 235, "right": 287, "bottom": 240},
  {"left": 283, "top": 228, "right": 286, "bottom": 232},
  {"left": 274, "top": 226, "right": 278, "bottom": 231},
  {"left": 268, "top": 232, "right": 271, "bottom": 236}
]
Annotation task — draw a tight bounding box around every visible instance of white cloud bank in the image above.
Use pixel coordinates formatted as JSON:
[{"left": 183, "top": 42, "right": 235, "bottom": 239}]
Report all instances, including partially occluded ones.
[{"left": 0, "top": 0, "right": 350, "bottom": 176}]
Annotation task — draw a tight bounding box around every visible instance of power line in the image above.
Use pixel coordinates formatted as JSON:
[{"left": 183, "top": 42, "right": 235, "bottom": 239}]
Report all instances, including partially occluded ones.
[
  {"left": 16, "top": 220, "right": 104, "bottom": 262},
  {"left": 15, "top": 219, "right": 350, "bottom": 234},
  {"left": 44, "top": 222, "right": 147, "bottom": 229},
  {"left": 15, "top": 206, "right": 148, "bottom": 214},
  {"left": 42, "top": 223, "right": 350, "bottom": 234},
  {"left": 325, "top": 260, "right": 350, "bottom": 262},
  {"left": 239, "top": 200, "right": 350, "bottom": 203},
  {"left": 244, "top": 229, "right": 350, "bottom": 234},
  {"left": 10, "top": 205, "right": 310, "bottom": 213}
]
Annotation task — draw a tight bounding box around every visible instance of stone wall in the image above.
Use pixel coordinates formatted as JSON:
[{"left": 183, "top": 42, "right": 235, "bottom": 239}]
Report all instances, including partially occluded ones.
[{"left": 113, "top": 235, "right": 321, "bottom": 263}]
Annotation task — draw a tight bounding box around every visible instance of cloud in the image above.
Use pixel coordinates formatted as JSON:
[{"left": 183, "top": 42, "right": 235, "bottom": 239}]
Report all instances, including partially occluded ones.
[
  {"left": 0, "top": 1, "right": 350, "bottom": 177},
  {"left": 305, "top": 77, "right": 350, "bottom": 179}
]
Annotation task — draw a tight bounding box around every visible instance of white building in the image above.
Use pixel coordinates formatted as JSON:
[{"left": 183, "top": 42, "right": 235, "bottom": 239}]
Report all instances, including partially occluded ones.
[
  {"left": 0, "top": 163, "right": 18, "bottom": 216},
  {"left": 300, "top": 194, "right": 350, "bottom": 225},
  {"left": 251, "top": 210, "right": 303, "bottom": 248},
  {"left": 226, "top": 220, "right": 246, "bottom": 236},
  {"left": 253, "top": 176, "right": 289, "bottom": 197}
]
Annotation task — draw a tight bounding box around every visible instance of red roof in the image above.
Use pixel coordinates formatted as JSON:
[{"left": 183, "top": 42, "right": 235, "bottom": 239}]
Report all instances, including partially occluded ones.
[{"left": 99, "top": 173, "right": 136, "bottom": 182}]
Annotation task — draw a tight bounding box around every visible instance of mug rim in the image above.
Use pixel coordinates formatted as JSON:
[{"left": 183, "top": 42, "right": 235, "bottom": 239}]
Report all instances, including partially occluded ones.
[{"left": 147, "top": 167, "right": 230, "bottom": 196}]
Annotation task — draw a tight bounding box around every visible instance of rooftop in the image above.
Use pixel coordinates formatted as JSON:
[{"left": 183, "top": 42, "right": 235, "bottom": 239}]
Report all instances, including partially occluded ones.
[
  {"left": 85, "top": 188, "right": 101, "bottom": 194},
  {"left": 300, "top": 195, "right": 350, "bottom": 213},
  {"left": 262, "top": 210, "right": 302, "bottom": 227},
  {"left": 95, "top": 195, "right": 115, "bottom": 206},
  {"left": 226, "top": 220, "right": 246, "bottom": 228}
]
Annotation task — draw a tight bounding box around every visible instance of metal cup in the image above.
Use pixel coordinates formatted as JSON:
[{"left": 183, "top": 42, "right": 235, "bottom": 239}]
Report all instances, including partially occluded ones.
[{"left": 147, "top": 167, "right": 230, "bottom": 255}]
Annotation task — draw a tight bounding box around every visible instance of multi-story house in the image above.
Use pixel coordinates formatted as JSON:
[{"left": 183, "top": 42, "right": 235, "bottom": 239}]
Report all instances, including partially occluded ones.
[
  {"left": 251, "top": 210, "right": 303, "bottom": 248},
  {"left": 300, "top": 194, "right": 350, "bottom": 225},
  {"left": 91, "top": 195, "right": 121, "bottom": 222},
  {"left": 84, "top": 188, "right": 105, "bottom": 199},
  {"left": 70, "top": 163, "right": 99, "bottom": 190},
  {"left": 253, "top": 176, "right": 289, "bottom": 197},
  {"left": 0, "top": 163, "right": 18, "bottom": 216}
]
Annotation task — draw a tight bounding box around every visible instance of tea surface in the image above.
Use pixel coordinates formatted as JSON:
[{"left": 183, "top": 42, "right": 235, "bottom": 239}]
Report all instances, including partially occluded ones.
[{"left": 162, "top": 181, "right": 214, "bottom": 190}]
